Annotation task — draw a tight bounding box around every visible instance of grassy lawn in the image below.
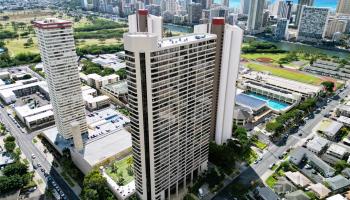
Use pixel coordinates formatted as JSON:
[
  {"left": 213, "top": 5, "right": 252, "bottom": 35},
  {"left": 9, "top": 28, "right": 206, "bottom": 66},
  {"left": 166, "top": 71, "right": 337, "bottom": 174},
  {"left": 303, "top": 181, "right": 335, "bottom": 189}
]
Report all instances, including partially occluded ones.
[
  {"left": 265, "top": 175, "right": 278, "bottom": 188},
  {"left": 76, "top": 38, "right": 122, "bottom": 48},
  {"left": 253, "top": 140, "right": 267, "bottom": 150},
  {"left": 5, "top": 38, "right": 39, "bottom": 56},
  {"left": 245, "top": 149, "right": 258, "bottom": 164},
  {"left": 271, "top": 164, "right": 279, "bottom": 171},
  {"left": 305, "top": 191, "right": 318, "bottom": 200},
  {"left": 246, "top": 63, "right": 324, "bottom": 85},
  {"left": 0, "top": 10, "right": 56, "bottom": 24},
  {"left": 106, "top": 155, "right": 134, "bottom": 186}
]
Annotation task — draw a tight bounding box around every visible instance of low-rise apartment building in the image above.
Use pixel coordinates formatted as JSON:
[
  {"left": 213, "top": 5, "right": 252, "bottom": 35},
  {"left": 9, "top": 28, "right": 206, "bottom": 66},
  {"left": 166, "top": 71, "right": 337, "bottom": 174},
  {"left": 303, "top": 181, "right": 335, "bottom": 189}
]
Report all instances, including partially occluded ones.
[
  {"left": 81, "top": 86, "right": 110, "bottom": 111},
  {"left": 306, "top": 136, "right": 329, "bottom": 155},
  {"left": 15, "top": 104, "right": 54, "bottom": 130},
  {"left": 241, "top": 71, "right": 322, "bottom": 99},
  {"left": 336, "top": 104, "right": 350, "bottom": 118},
  {"left": 304, "top": 59, "right": 350, "bottom": 80},
  {"left": 101, "top": 80, "right": 128, "bottom": 104},
  {"left": 0, "top": 81, "right": 49, "bottom": 104},
  {"left": 80, "top": 73, "right": 119, "bottom": 90},
  {"left": 326, "top": 143, "right": 347, "bottom": 160}
]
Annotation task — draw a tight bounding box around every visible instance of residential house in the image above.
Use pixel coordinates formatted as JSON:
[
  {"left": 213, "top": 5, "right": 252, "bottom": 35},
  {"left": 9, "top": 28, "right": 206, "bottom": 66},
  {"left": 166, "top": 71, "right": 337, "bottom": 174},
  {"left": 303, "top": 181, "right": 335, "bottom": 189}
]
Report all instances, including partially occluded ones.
[
  {"left": 285, "top": 190, "right": 310, "bottom": 200},
  {"left": 273, "top": 177, "right": 297, "bottom": 195},
  {"left": 325, "top": 175, "right": 350, "bottom": 193},
  {"left": 306, "top": 136, "right": 329, "bottom": 155},
  {"left": 254, "top": 186, "right": 280, "bottom": 200},
  {"left": 316, "top": 118, "right": 343, "bottom": 141},
  {"left": 308, "top": 183, "right": 331, "bottom": 199},
  {"left": 326, "top": 194, "right": 346, "bottom": 200},
  {"left": 341, "top": 168, "right": 350, "bottom": 179},
  {"left": 285, "top": 171, "right": 312, "bottom": 188}
]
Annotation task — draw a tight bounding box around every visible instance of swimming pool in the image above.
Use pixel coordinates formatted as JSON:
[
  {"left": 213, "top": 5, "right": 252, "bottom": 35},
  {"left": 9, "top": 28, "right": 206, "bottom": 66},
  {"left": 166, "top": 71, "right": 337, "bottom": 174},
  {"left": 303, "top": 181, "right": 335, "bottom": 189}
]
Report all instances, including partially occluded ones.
[{"left": 246, "top": 93, "right": 290, "bottom": 111}]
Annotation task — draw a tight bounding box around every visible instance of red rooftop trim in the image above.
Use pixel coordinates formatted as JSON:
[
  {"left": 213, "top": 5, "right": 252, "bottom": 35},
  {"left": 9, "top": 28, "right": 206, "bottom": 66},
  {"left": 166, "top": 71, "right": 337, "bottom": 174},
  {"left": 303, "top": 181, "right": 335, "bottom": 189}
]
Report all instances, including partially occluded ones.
[
  {"left": 212, "top": 18, "right": 225, "bottom": 25},
  {"left": 33, "top": 21, "right": 72, "bottom": 29},
  {"left": 138, "top": 9, "right": 148, "bottom": 16}
]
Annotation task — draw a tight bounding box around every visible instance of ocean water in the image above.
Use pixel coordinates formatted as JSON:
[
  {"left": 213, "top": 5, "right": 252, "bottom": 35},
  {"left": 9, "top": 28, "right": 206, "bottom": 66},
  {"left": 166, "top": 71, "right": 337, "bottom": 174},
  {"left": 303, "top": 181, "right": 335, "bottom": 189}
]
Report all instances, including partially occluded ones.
[{"left": 217, "top": 0, "right": 338, "bottom": 9}]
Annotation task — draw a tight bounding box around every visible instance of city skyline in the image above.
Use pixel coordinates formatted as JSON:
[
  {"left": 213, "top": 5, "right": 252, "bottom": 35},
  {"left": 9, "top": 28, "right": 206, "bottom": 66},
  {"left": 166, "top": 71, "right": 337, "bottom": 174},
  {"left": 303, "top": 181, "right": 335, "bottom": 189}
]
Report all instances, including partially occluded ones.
[{"left": 224, "top": 0, "right": 338, "bottom": 9}]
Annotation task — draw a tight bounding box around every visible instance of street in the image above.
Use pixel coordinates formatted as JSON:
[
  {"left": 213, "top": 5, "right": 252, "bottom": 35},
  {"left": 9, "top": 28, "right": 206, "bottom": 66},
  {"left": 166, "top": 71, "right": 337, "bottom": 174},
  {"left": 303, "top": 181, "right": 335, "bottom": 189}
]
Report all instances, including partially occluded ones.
[
  {"left": 212, "top": 84, "right": 350, "bottom": 199},
  {"left": 0, "top": 107, "right": 80, "bottom": 200}
]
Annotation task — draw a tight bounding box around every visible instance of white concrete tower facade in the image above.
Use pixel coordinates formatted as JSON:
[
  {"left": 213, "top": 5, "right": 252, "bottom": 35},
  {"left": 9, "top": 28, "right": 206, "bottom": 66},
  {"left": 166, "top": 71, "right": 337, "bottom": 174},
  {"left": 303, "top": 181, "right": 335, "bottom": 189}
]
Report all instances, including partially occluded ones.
[
  {"left": 337, "top": 0, "right": 350, "bottom": 15},
  {"left": 124, "top": 32, "right": 217, "bottom": 200},
  {"left": 295, "top": 0, "right": 314, "bottom": 27},
  {"left": 247, "top": 0, "right": 266, "bottom": 33},
  {"left": 194, "top": 18, "right": 243, "bottom": 144},
  {"left": 240, "top": 0, "right": 251, "bottom": 15},
  {"left": 34, "top": 18, "right": 87, "bottom": 139},
  {"left": 128, "top": 9, "right": 163, "bottom": 39}
]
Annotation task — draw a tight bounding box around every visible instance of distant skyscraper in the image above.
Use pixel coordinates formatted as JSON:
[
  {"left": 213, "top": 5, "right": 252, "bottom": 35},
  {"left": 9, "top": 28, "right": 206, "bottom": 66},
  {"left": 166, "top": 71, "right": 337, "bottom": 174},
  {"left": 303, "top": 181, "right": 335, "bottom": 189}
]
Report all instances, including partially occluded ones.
[
  {"left": 295, "top": 0, "right": 314, "bottom": 27},
  {"left": 247, "top": 0, "right": 266, "bottom": 33},
  {"left": 124, "top": 32, "right": 217, "bottom": 200},
  {"left": 206, "top": 0, "right": 213, "bottom": 9},
  {"left": 222, "top": 0, "right": 229, "bottom": 7},
  {"left": 271, "top": 0, "right": 288, "bottom": 18},
  {"left": 165, "top": 0, "right": 177, "bottom": 14},
  {"left": 193, "top": 0, "right": 208, "bottom": 9},
  {"left": 336, "top": 0, "right": 350, "bottom": 15},
  {"left": 275, "top": 18, "right": 289, "bottom": 40},
  {"left": 146, "top": 4, "right": 161, "bottom": 16},
  {"left": 228, "top": 13, "right": 239, "bottom": 25},
  {"left": 209, "top": 5, "right": 229, "bottom": 20},
  {"left": 240, "top": 0, "right": 251, "bottom": 15},
  {"left": 325, "top": 17, "right": 348, "bottom": 38},
  {"left": 262, "top": 10, "right": 270, "bottom": 27},
  {"left": 92, "top": 0, "right": 100, "bottom": 11},
  {"left": 297, "top": 6, "right": 329, "bottom": 42},
  {"left": 128, "top": 9, "right": 163, "bottom": 38},
  {"left": 80, "top": 0, "right": 88, "bottom": 9},
  {"left": 286, "top": 1, "right": 293, "bottom": 20},
  {"left": 194, "top": 18, "right": 243, "bottom": 144},
  {"left": 34, "top": 19, "right": 87, "bottom": 139},
  {"left": 188, "top": 3, "right": 202, "bottom": 24}
]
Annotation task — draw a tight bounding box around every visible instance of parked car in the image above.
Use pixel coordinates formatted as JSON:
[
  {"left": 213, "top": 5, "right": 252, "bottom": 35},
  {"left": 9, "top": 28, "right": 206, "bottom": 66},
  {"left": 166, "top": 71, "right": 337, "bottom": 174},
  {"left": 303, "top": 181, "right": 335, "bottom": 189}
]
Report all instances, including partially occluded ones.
[{"left": 305, "top": 164, "right": 312, "bottom": 169}]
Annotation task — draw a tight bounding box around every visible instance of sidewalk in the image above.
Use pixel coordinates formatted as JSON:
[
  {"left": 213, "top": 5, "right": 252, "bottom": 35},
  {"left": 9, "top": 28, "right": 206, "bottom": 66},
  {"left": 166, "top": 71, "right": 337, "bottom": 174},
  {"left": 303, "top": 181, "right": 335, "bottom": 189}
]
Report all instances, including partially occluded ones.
[{"left": 33, "top": 136, "right": 82, "bottom": 195}]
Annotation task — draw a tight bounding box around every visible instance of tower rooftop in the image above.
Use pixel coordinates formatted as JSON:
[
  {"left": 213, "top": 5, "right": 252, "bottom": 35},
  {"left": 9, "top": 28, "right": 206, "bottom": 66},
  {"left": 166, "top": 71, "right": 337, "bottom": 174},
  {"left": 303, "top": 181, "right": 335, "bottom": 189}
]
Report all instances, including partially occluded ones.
[{"left": 33, "top": 18, "right": 72, "bottom": 29}]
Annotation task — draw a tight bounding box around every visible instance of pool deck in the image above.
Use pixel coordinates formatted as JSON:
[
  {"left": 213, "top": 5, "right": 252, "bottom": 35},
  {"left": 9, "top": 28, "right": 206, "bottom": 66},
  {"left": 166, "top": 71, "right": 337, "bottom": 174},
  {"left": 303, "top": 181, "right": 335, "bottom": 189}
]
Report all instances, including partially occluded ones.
[{"left": 245, "top": 92, "right": 294, "bottom": 113}]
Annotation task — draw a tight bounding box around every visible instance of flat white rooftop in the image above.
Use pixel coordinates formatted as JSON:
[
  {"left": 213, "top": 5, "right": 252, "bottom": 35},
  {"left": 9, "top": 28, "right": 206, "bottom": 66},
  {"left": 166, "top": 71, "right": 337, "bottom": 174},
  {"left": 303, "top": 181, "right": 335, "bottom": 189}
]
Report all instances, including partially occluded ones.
[
  {"left": 43, "top": 125, "right": 131, "bottom": 166},
  {"left": 327, "top": 143, "right": 347, "bottom": 156},
  {"left": 26, "top": 110, "right": 54, "bottom": 122},
  {"left": 158, "top": 34, "right": 216, "bottom": 48},
  {"left": 242, "top": 72, "right": 322, "bottom": 95},
  {"left": 84, "top": 95, "right": 109, "bottom": 103},
  {"left": 83, "top": 128, "right": 131, "bottom": 165},
  {"left": 33, "top": 18, "right": 70, "bottom": 25},
  {"left": 15, "top": 104, "right": 53, "bottom": 118}
]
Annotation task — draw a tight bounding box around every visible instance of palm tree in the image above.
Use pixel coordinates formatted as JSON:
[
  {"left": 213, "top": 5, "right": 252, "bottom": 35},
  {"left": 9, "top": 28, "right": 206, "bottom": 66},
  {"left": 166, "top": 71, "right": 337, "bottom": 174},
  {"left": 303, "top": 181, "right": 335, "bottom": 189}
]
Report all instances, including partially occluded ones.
[{"left": 111, "top": 163, "right": 118, "bottom": 174}]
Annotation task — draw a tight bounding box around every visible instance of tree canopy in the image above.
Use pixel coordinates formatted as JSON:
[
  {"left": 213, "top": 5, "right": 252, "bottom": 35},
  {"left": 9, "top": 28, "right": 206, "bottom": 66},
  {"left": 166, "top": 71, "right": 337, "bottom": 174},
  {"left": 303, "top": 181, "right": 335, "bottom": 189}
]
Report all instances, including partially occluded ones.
[
  {"left": 321, "top": 81, "right": 335, "bottom": 93},
  {"left": 81, "top": 170, "right": 116, "bottom": 200}
]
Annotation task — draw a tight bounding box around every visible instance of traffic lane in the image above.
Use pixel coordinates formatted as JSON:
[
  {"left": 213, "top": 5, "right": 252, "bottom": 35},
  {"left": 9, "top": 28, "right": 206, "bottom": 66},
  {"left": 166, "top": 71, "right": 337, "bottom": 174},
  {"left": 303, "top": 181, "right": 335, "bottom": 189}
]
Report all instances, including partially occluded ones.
[{"left": 0, "top": 109, "right": 79, "bottom": 200}]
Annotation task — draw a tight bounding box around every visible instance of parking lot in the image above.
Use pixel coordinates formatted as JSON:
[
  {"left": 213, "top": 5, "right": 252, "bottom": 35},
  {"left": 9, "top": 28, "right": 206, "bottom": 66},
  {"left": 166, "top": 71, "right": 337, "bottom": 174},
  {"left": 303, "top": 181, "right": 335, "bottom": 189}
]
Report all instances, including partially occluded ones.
[{"left": 15, "top": 93, "right": 50, "bottom": 107}]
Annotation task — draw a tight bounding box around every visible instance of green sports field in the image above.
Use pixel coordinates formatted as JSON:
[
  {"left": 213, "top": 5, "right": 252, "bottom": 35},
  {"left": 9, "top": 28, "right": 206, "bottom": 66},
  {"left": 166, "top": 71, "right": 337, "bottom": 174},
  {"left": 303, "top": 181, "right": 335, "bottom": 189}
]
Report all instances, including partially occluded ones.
[{"left": 246, "top": 63, "right": 324, "bottom": 85}]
